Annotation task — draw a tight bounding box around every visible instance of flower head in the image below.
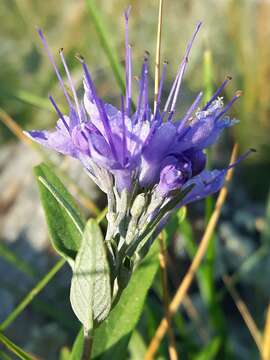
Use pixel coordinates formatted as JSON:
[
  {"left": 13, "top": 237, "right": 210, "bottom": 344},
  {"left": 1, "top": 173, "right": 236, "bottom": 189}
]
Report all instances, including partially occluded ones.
[{"left": 26, "top": 11, "right": 252, "bottom": 289}]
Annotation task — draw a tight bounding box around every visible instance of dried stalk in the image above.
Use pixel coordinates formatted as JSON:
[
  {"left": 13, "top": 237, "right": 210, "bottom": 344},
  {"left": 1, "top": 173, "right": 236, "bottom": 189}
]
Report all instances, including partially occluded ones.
[{"left": 222, "top": 275, "right": 263, "bottom": 355}]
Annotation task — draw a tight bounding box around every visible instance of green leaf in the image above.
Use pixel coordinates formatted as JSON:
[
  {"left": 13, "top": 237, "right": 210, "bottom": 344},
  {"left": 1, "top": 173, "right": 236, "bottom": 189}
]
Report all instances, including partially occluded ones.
[
  {"left": 34, "top": 163, "right": 85, "bottom": 263},
  {"left": 69, "top": 328, "right": 84, "bottom": 360},
  {"left": 128, "top": 330, "right": 147, "bottom": 360},
  {"left": 59, "top": 347, "right": 71, "bottom": 360},
  {"left": 70, "top": 219, "right": 111, "bottom": 333},
  {"left": 70, "top": 239, "right": 159, "bottom": 359}
]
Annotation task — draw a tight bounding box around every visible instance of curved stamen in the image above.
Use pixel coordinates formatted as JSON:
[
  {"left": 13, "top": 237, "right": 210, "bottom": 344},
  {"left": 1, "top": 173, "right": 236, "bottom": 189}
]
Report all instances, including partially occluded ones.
[
  {"left": 227, "top": 148, "right": 256, "bottom": 170},
  {"left": 164, "top": 21, "right": 202, "bottom": 113},
  {"left": 135, "top": 52, "right": 148, "bottom": 123},
  {"left": 170, "top": 22, "right": 202, "bottom": 112},
  {"left": 215, "top": 90, "right": 242, "bottom": 120},
  {"left": 177, "top": 91, "right": 203, "bottom": 133},
  {"left": 49, "top": 95, "right": 69, "bottom": 132},
  {"left": 203, "top": 76, "right": 232, "bottom": 111},
  {"left": 37, "top": 28, "right": 72, "bottom": 108},
  {"left": 202, "top": 148, "right": 255, "bottom": 187},
  {"left": 59, "top": 48, "right": 82, "bottom": 122}
]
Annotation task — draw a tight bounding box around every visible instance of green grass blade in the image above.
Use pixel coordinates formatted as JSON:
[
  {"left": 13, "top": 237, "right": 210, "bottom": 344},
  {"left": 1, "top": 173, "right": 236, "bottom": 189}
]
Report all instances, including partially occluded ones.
[
  {"left": 0, "top": 210, "right": 107, "bottom": 332},
  {"left": 0, "top": 332, "right": 34, "bottom": 360},
  {"left": 0, "top": 89, "right": 52, "bottom": 111},
  {"left": 0, "top": 258, "right": 66, "bottom": 331},
  {"left": 0, "top": 242, "right": 38, "bottom": 278}
]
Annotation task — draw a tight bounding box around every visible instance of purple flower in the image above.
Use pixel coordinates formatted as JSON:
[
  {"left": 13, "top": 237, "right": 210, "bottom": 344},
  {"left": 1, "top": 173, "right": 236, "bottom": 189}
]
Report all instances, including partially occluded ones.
[{"left": 25, "top": 11, "right": 251, "bottom": 236}]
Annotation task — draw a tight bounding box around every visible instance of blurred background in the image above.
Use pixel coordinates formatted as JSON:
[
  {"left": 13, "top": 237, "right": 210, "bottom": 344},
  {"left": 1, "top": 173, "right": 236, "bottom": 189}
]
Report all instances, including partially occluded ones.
[{"left": 0, "top": 0, "right": 269, "bottom": 359}]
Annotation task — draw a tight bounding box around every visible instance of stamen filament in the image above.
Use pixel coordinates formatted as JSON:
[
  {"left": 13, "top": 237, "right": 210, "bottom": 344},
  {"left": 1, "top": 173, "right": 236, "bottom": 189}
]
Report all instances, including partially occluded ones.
[
  {"left": 203, "top": 76, "right": 232, "bottom": 111},
  {"left": 164, "top": 22, "right": 202, "bottom": 113},
  {"left": 215, "top": 90, "right": 242, "bottom": 120},
  {"left": 49, "top": 95, "right": 69, "bottom": 131},
  {"left": 121, "top": 95, "right": 127, "bottom": 166},
  {"left": 59, "top": 48, "right": 82, "bottom": 122},
  {"left": 37, "top": 28, "right": 73, "bottom": 108}
]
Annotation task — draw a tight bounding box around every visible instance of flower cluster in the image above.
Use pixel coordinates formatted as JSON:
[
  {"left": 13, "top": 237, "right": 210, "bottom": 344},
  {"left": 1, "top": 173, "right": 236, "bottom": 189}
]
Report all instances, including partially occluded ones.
[{"left": 26, "top": 11, "right": 251, "bottom": 294}]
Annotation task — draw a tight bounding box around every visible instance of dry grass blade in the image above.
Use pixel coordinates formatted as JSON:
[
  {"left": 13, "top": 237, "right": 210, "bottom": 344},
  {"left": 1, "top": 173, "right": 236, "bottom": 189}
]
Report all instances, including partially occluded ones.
[
  {"left": 158, "top": 233, "right": 178, "bottom": 360},
  {"left": 144, "top": 144, "right": 239, "bottom": 360},
  {"left": 0, "top": 108, "right": 33, "bottom": 146},
  {"left": 262, "top": 303, "right": 270, "bottom": 360},
  {"left": 154, "top": 0, "right": 164, "bottom": 112},
  {"left": 154, "top": 1, "right": 177, "bottom": 358},
  {"left": 222, "top": 275, "right": 263, "bottom": 355}
]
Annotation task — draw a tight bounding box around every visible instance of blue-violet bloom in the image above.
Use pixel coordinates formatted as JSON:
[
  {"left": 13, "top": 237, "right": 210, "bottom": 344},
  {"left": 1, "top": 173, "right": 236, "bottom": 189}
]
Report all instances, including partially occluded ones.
[{"left": 25, "top": 10, "right": 252, "bottom": 293}]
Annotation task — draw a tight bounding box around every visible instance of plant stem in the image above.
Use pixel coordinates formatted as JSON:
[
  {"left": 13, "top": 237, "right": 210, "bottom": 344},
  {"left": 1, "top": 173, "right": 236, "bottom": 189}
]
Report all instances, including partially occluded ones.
[{"left": 82, "top": 332, "right": 94, "bottom": 360}]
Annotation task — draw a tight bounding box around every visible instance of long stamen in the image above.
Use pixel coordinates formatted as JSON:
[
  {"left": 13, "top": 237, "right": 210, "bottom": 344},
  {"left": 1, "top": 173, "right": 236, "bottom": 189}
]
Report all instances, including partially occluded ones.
[
  {"left": 177, "top": 91, "right": 203, "bottom": 131},
  {"left": 80, "top": 100, "right": 88, "bottom": 122},
  {"left": 135, "top": 53, "right": 148, "bottom": 123},
  {"left": 167, "top": 110, "right": 175, "bottom": 122},
  {"left": 59, "top": 48, "right": 82, "bottom": 122},
  {"left": 227, "top": 148, "right": 256, "bottom": 170},
  {"left": 143, "top": 51, "right": 149, "bottom": 121},
  {"left": 164, "top": 22, "right": 202, "bottom": 113},
  {"left": 202, "top": 148, "right": 255, "bottom": 188},
  {"left": 77, "top": 55, "right": 118, "bottom": 161},
  {"left": 37, "top": 28, "right": 72, "bottom": 108},
  {"left": 203, "top": 76, "right": 232, "bottom": 110},
  {"left": 170, "top": 22, "right": 202, "bottom": 112},
  {"left": 97, "top": 98, "right": 118, "bottom": 161},
  {"left": 124, "top": 7, "right": 132, "bottom": 116},
  {"left": 121, "top": 95, "right": 127, "bottom": 166},
  {"left": 49, "top": 95, "right": 69, "bottom": 131},
  {"left": 215, "top": 90, "right": 242, "bottom": 120}
]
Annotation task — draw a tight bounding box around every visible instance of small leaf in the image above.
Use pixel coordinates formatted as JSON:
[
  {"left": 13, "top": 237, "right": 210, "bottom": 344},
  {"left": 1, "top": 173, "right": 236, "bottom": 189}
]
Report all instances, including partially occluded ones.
[
  {"left": 69, "top": 328, "right": 84, "bottom": 360},
  {"left": 34, "top": 163, "right": 85, "bottom": 263},
  {"left": 70, "top": 219, "right": 111, "bottom": 333}
]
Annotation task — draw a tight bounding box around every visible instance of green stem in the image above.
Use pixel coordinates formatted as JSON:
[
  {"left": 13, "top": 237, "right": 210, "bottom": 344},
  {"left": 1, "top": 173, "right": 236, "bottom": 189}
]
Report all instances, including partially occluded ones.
[{"left": 0, "top": 332, "right": 34, "bottom": 360}]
